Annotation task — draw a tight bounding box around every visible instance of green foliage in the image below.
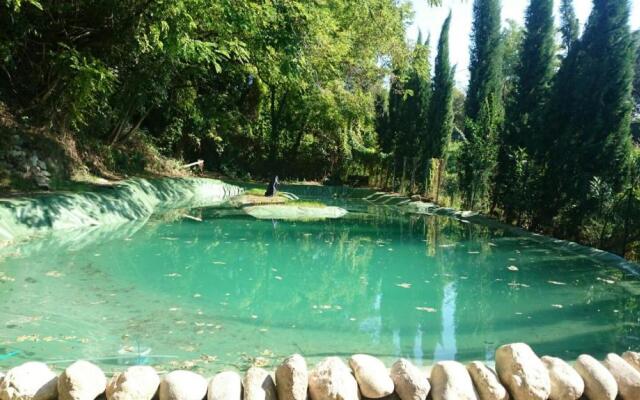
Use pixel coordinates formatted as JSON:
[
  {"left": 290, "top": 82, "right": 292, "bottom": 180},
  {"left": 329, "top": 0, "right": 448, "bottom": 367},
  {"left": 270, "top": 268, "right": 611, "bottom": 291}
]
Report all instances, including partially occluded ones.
[
  {"left": 0, "top": 0, "right": 410, "bottom": 182},
  {"left": 459, "top": 0, "right": 503, "bottom": 208},
  {"left": 559, "top": 0, "right": 580, "bottom": 52},
  {"left": 464, "top": 0, "right": 503, "bottom": 122},
  {"left": 494, "top": 0, "right": 555, "bottom": 222},
  {"left": 425, "top": 12, "right": 455, "bottom": 161}
]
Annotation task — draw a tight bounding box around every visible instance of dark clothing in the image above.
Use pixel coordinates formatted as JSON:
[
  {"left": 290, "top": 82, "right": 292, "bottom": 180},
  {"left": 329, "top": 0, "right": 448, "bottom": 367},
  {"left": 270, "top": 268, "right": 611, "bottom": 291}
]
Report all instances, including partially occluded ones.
[{"left": 265, "top": 176, "right": 279, "bottom": 197}]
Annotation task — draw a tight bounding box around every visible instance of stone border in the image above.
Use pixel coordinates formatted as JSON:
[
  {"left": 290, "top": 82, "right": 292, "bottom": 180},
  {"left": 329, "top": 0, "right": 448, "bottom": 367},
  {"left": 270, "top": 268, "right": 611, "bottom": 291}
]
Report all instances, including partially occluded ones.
[
  {"left": 2, "top": 344, "right": 640, "bottom": 400},
  {"left": 364, "top": 192, "right": 640, "bottom": 276}
]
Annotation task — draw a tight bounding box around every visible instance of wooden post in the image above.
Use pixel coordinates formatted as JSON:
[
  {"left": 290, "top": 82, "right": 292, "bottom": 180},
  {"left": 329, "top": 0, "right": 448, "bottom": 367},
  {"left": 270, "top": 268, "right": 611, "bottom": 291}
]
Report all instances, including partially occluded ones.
[{"left": 401, "top": 157, "right": 407, "bottom": 194}]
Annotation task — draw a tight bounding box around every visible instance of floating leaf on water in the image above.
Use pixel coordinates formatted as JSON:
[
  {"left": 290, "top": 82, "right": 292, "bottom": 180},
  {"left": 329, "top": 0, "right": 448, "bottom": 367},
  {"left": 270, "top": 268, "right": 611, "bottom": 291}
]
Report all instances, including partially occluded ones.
[
  {"left": 515, "top": 312, "right": 523, "bottom": 315},
  {"left": 16, "top": 335, "right": 38, "bottom": 342},
  {"left": 201, "top": 354, "right": 217, "bottom": 363},
  {"left": 548, "top": 280, "right": 567, "bottom": 286},
  {"left": 193, "top": 293, "right": 202, "bottom": 298},
  {"left": 439, "top": 244, "right": 455, "bottom": 248},
  {"left": 416, "top": 307, "right": 437, "bottom": 313},
  {"left": 259, "top": 328, "right": 268, "bottom": 333},
  {"left": 551, "top": 304, "right": 563, "bottom": 309},
  {"left": 251, "top": 315, "right": 258, "bottom": 319},
  {"left": 212, "top": 261, "right": 226, "bottom": 265},
  {"left": 396, "top": 283, "right": 412, "bottom": 289},
  {"left": 508, "top": 266, "right": 519, "bottom": 271},
  {"left": 164, "top": 273, "right": 182, "bottom": 278},
  {"left": 169, "top": 307, "right": 180, "bottom": 311},
  {"left": 334, "top": 305, "right": 343, "bottom": 310},
  {"left": 275, "top": 276, "right": 283, "bottom": 280},
  {"left": 320, "top": 305, "right": 332, "bottom": 310},
  {"left": 596, "top": 277, "right": 616, "bottom": 284},
  {"left": 468, "top": 251, "right": 480, "bottom": 254},
  {"left": 349, "top": 317, "right": 356, "bottom": 321},
  {"left": 45, "top": 271, "right": 63, "bottom": 278},
  {"left": 388, "top": 248, "right": 394, "bottom": 251}
]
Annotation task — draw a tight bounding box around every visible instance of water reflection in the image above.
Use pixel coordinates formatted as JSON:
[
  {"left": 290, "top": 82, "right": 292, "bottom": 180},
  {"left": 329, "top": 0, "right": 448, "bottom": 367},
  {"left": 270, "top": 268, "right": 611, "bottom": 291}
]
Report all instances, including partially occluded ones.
[{"left": 0, "top": 199, "right": 639, "bottom": 373}]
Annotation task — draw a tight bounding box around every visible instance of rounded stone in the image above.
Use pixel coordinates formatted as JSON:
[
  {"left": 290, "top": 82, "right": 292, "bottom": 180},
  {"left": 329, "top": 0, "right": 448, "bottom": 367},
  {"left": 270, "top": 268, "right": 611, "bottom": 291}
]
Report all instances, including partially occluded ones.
[
  {"left": 575, "top": 354, "right": 617, "bottom": 400},
  {"left": 243, "top": 367, "right": 276, "bottom": 400},
  {"left": 159, "top": 371, "right": 207, "bottom": 400},
  {"left": 106, "top": 366, "right": 160, "bottom": 400},
  {"left": 348, "top": 354, "right": 394, "bottom": 399},
  {"left": 430, "top": 361, "right": 478, "bottom": 400},
  {"left": 602, "top": 353, "right": 640, "bottom": 400},
  {"left": 308, "top": 357, "right": 360, "bottom": 400},
  {"left": 622, "top": 351, "right": 640, "bottom": 373},
  {"left": 495, "top": 343, "right": 550, "bottom": 400},
  {"left": 390, "top": 359, "right": 430, "bottom": 400},
  {"left": 0, "top": 362, "right": 58, "bottom": 400},
  {"left": 207, "top": 371, "right": 242, "bottom": 400},
  {"left": 466, "top": 361, "right": 508, "bottom": 400},
  {"left": 541, "top": 356, "right": 583, "bottom": 400},
  {"left": 276, "top": 354, "right": 308, "bottom": 400},
  {"left": 58, "top": 360, "right": 107, "bottom": 400}
]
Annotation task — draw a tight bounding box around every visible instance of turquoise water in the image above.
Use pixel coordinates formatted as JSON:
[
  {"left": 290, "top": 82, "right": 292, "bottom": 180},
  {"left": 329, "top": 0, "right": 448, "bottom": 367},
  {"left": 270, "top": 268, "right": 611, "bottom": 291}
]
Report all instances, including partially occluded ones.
[{"left": 1, "top": 194, "right": 639, "bottom": 374}]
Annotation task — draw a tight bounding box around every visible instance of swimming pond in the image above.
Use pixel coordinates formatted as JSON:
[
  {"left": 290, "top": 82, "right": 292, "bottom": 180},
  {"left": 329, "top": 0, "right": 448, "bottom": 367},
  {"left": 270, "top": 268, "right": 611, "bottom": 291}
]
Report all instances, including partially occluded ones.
[{"left": 0, "top": 192, "right": 639, "bottom": 374}]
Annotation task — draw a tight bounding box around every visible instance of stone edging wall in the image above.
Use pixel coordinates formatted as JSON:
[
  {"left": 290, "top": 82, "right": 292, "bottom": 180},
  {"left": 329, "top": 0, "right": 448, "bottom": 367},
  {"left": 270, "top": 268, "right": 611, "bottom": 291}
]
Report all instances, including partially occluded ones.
[
  {"left": 0, "top": 178, "right": 243, "bottom": 243},
  {"left": 364, "top": 192, "right": 640, "bottom": 276},
  {"left": 1, "top": 343, "right": 640, "bottom": 400}
]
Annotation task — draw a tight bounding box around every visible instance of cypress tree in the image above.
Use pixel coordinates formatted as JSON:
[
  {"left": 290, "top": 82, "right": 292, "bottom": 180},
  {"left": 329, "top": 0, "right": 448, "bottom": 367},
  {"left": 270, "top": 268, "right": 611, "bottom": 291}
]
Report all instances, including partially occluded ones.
[
  {"left": 494, "top": 0, "right": 556, "bottom": 221},
  {"left": 544, "top": 0, "right": 635, "bottom": 233},
  {"left": 464, "top": 0, "right": 503, "bottom": 122},
  {"left": 425, "top": 12, "right": 455, "bottom": 161},
  {"left": 396, "top": 34, "right": 431, "bottom": 179},
  {"left": 460, "top": 0, "right": 503, "bottom": 208},
  {"left": 559, "top": 0, "right": 580, "bottom": 52}
]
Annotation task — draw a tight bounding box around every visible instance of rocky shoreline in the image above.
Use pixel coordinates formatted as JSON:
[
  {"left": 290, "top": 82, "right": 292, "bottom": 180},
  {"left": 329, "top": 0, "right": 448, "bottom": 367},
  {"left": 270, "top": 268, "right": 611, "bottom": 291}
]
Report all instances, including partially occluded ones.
[{"left": 1, "top": 343, "right": 639, "bottom": 400}]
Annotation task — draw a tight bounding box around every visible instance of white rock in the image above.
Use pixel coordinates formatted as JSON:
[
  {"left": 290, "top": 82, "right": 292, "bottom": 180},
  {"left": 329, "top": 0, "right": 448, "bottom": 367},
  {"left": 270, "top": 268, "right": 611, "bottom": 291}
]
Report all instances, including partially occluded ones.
[
  {"left": 541, "top": 356, "right": 583, "bottom": 400},
  {"left": 622, "top": 351, "right": 640, "bottom": 373},
  {"left": 0, "top": 362, "right": 58, "bottom": 400},
  {"left": 348, "top": 354, "right": 394, "bottom": 399},
  {"left": 159, "top": 371, "right": 207, "bottom": 400},
  {"left": 58, "top": 360, "right": 107, "bottom": 400},
  {"left": 390, "top": 359, "right": 430, "bottom": 400},
  {"left": 276, "top": 354, "right": 308, "bottom": 400},
  {"left": 495, "top": 343, "right": 550, "bottom": 400},
  {"left": 106, "top": 366, "right": 160, "bottom": 400},
  {"left": 466, "top": 361, "right": 508, "bottom": 400},
  {"left": 602, "top": 353, "right": 640, "bottom": 400},
  {"left": 243, "top": 367, "right": 276, "bottom": 400},
  {"left": 575, "top": 354, "right": 617, "bottom": 400},
  {"left": 430, "top": 361, "right": 478, "bottom": 400},
  {"left": 207, "top": 371, "right": 242, "bottom": 400},
  {"left": 308, "top": 357, "right": 359, "bottom": 400}
]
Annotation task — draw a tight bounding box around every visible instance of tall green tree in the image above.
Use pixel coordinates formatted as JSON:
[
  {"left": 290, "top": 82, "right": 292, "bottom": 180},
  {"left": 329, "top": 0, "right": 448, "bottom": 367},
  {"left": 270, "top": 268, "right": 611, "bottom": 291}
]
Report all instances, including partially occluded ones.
[
  {"left": 459, "top": 0, "right": 503, "bottom": 208},
  {"left": 543, "top": 0, "right": 635, "bottom": 234},
  {"left": 396, "top": 34, "right": 431, "bottom": 166},
  {"left": 494, "top": 0, "right": 556, "bottom": 222},
  {"left": 425, "top": 12, "right": 455, "bottom": 162},
  {"left": 559, "top": 0, "right": 580, "bottom": 52}
]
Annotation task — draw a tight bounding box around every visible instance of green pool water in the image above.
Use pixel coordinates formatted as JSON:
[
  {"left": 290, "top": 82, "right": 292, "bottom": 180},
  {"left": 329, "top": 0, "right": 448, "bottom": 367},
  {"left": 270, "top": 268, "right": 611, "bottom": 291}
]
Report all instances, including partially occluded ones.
[{"left": 1, "top": 194, "right": 639, "bottom": 374}]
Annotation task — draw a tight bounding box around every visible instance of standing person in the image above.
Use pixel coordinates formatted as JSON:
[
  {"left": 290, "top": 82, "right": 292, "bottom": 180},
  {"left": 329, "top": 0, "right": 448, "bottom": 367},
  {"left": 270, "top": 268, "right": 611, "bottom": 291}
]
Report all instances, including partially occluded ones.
[{"left": 265, "top": 176, "right": 279, "bottom": 197}]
